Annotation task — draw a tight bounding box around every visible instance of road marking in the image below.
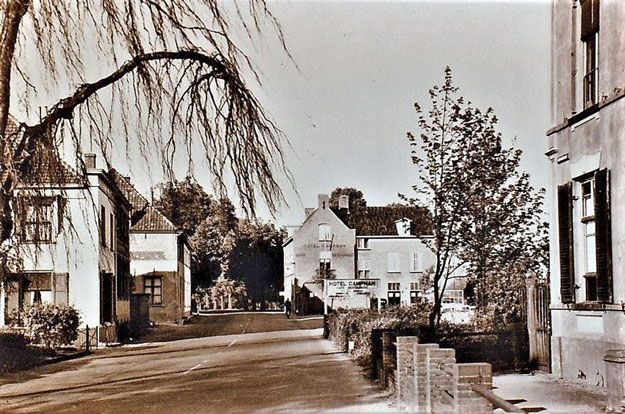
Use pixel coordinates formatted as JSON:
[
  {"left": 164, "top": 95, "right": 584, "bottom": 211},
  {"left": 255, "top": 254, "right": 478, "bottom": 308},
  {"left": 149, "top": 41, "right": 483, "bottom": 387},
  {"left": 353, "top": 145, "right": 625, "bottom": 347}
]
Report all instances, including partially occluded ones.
[
  {"left": 227, "top": 340, "right": 237, "bottom": 347},
  {"left": 184, "top": 363, "right": 203, "bottom": 375}
]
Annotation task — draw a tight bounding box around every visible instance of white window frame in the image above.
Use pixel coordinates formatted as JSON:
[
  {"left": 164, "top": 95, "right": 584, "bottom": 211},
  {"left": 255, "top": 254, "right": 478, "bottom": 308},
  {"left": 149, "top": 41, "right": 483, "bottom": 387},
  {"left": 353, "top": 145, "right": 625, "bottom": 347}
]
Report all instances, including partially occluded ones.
[
  {"left": 387, "top": 252, "right": 400, "bottom": 273},
  {"left": 357, "top": 259, "right": 371, "bottom": 279},
  {"left": 318, "top": 223, "right": 332, "bottom": 242},
  {"left": 357, "top": 238, "right": 370, "bottom": 249},
  {"left": 410, "top": 252, "right": 423, "bottom": 273}
]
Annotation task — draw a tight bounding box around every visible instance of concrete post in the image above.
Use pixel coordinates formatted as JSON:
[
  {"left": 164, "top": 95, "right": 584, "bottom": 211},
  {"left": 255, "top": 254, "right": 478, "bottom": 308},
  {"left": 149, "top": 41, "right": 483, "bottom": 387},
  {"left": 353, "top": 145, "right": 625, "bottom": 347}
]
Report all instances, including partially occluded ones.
[
  {"left": 426, "top": 348, "right": 456, "bottom": 413},
  {"left": 604, "top": 349, "right": 625, "bottom": 413},
  {"left": 453, "top": 363, "right": 493, "bottom": 414},
  {"left": 396, "top": 336, "right": 419, "bottom": 409},
  {"left": 414, "top": 343, "right": 439, "bottom": 413},
  {"left": 382, "top": 332, "right": 395, "bottom": 389}
]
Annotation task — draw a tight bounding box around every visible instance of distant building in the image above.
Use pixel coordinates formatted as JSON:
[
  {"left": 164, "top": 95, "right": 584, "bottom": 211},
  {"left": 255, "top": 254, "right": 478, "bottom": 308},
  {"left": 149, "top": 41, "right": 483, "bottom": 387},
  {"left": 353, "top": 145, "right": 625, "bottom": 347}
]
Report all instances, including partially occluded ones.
[
  {"left": 547, "top": 0, "right": 625, "bottom": 381},
  {"left": 111, "top": 173, "right": 192, "bottom": 324},
  {"left": 3, "top": 152, "right": 132, "bottom": 332},
  {"left": 283, "top": 194, "right": 466, "bottom": 314}
]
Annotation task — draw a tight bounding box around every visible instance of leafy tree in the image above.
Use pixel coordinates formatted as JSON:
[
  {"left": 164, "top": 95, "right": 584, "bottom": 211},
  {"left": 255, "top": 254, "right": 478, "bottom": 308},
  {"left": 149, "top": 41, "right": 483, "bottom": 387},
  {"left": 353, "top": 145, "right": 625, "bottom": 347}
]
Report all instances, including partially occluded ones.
[
  {"left": 0, "top": 1, "right": 290, "bottom": 299},
  {"left": 405, "top": 67, "right": 546, "bottom": 329},
  {"left": 329, "top": 187, "right": 367, "bottom": 210},
  {"left": 153, "top": 177, "right": 213, "bottom": 238},
  {"left": 229, "top": 219, "right": 285, "bottom": 310},
  {"left": 188, "top": 198, "right": 238, "bottom": 289}
]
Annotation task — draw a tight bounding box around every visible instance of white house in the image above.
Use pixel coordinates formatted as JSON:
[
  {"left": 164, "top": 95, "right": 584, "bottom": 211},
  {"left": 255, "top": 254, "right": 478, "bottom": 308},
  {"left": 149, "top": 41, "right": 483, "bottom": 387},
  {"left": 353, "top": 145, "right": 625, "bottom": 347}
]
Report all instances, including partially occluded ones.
[{"left": 2, "top": 152, "right": 132, "bottom": 333}]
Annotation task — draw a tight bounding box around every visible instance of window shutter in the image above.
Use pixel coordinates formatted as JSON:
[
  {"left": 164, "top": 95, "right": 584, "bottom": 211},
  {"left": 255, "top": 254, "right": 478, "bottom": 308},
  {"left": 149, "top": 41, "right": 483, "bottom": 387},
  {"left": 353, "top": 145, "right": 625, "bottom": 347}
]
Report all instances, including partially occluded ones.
[
  {"left": 594, "top": 169, "right": 612, "bottom": 303},
  {"left": 558, "top": 183, "right": 575, "bottom": 303},
  {"left": 581, "top": 0, "right": 600, "bottom": 40},
  {"left": 52, "top": 273, "right": 69, "bottom": 306}
]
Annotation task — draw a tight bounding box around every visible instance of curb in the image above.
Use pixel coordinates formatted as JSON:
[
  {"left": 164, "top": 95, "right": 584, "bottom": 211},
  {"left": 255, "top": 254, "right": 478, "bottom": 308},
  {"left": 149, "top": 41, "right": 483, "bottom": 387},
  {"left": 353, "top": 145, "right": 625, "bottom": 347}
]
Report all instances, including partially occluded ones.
[{"left": 42, "top": 350, "right": 90, "bottom": 366}]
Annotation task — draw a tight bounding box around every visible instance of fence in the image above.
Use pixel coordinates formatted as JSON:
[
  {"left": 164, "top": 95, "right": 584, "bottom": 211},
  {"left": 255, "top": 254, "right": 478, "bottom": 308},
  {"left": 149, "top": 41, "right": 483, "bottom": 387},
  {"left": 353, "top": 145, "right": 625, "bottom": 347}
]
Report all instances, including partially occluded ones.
[
  {"left": 394, "top": 336, "right": 524, "bottom": 414},
  {"left": 75, "top": 324, "right": 118, "bottom": 350}
]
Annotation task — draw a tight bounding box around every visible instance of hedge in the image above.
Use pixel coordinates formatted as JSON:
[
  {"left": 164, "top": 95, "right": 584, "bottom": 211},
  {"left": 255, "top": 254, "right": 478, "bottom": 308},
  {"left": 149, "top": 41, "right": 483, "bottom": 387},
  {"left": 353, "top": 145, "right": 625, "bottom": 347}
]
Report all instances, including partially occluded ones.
[{"left": 9, "top": 303, "right": 81, "bottom": 348}]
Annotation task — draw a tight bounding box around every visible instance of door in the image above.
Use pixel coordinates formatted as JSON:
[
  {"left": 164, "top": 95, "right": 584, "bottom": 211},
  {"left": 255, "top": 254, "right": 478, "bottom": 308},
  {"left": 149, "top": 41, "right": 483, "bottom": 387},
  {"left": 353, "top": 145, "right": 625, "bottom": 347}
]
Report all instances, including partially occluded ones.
[{"left": 100, "top": 273, "right": 114, "bottom": 324}]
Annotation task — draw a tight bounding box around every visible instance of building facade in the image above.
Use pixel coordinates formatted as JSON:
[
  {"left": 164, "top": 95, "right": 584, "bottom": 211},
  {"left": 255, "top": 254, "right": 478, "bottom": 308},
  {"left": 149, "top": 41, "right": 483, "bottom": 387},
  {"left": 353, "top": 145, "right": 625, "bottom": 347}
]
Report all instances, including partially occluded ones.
[
  {"left": 130, "top": 206, "right": 192, "bottom": 323},
  {"left": 3, "top": 153, "right": 132, "bottom": 330},
  {"left": 547, "top": 0, "right": 625, "bottom": 381},
  {"left": 283, "top": 194, "right": 460, "bottom": 314}
]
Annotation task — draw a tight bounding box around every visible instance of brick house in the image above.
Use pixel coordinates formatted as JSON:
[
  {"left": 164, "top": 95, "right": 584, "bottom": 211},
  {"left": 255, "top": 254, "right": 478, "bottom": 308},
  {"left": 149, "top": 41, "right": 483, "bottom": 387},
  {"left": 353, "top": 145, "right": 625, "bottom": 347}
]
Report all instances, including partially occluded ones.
[
  {"left": 547, "top": 0, "right": 625, "bottom": 381},
  {"left": 283, "top": 194, "right": 466, "bottom": 314},
  {"left": 129, "top": 205, "right": 192, "bottom": 323}
]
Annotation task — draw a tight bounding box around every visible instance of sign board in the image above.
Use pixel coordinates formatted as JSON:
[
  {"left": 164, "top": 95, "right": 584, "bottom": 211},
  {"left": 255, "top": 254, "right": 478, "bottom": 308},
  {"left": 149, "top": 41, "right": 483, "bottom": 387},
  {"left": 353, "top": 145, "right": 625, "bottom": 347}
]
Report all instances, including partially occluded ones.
[{"left": 325, "top": 279, "right": 379, "bottom": 298}]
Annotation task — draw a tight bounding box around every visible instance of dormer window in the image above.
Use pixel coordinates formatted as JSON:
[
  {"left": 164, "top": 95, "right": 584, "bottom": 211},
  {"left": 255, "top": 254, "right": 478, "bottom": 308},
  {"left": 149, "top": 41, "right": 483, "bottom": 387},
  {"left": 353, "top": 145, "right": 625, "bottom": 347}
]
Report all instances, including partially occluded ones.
[{"left": 394, "top": 218, "right": 412, "bottom": 236}]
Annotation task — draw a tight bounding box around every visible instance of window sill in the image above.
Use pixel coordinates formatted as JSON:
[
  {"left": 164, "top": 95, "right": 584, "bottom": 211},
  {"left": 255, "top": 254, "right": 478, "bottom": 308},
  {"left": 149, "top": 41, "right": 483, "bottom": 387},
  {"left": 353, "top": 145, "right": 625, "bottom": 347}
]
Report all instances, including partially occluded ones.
[{"left": 149, "top": 304, "right": 164, "bottom": 307}]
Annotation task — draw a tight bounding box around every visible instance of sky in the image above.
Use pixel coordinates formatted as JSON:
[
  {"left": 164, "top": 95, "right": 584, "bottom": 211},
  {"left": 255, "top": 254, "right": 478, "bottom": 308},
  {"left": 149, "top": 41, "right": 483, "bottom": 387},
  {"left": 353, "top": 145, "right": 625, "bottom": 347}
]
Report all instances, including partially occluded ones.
[
  {"left": 240, "top": 0, "right": 552, "bottom": 226},
  {"left": 12, "top": 0, "right": 552, "bottom": 228}
]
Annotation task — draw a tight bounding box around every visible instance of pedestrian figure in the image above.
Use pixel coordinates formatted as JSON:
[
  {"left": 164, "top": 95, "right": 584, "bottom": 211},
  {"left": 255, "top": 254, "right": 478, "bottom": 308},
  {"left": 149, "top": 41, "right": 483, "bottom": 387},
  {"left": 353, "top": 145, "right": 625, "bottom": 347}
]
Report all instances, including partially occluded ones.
[{"left": 285, "top": 299, "right": 292, "bottom": 319}]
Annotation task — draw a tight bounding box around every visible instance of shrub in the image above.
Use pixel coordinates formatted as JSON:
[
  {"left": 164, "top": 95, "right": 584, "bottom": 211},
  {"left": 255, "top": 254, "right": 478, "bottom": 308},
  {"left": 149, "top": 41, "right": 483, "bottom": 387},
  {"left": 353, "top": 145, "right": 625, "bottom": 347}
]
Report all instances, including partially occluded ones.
[
  {"left": 327, "top": 299, "right": 433, "bottom": 366},
  {"left": 0, "top": 330, "right": 30, "bottom": 348},
  {"left": 9, "top": 304, "right": 81, "bottom": 348}
]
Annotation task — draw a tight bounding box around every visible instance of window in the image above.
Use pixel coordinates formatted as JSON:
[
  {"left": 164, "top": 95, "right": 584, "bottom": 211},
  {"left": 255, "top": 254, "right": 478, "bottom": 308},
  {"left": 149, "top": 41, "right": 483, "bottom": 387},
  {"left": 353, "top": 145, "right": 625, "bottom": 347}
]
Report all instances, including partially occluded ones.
[
  {"left": 318, "top": 223, "right": 332, "bottom": 241},
  {"left": 410, "top": 252, "right": 423, "bottom": 273},
  {"left": 581, "top": 0, "right": 599, "bottom": 109},
  {"left": 100, "top": 206, "right": 107, "bottom": 246},
  {"left": 387, "top": 252, "right": 400, "bottom": 273},
  {"left": 388, "top": 282, "right": 401, "bottom": 306},
  {"left": 357, "top": 259, "right": 371, "bottom": 279},
  {"left": 357, "top": 238, "right": 370, "bottom": 249},
  {"left": 319, "top": 258, "right": 331, "bottom": 276},
  {"left": 558, "top": 169, "right": 612, "bottom": 305},
  {"left": 442, "top": 290, "right": 464, "bottom": 305},
  {"left": 581, "top": 179, "right": 598, "bottom": 301},
  {"left": 20, "top": 198, "right": 53, "bottom": 243},
  {"left": 410, "top": 282, "right": 420, "bottom": 304},
  {"left": 144, "top": 276, "right": 162, "bottom": 305},
  {"left": 109, "top": 212, "right": 114, "bottom": 248}
]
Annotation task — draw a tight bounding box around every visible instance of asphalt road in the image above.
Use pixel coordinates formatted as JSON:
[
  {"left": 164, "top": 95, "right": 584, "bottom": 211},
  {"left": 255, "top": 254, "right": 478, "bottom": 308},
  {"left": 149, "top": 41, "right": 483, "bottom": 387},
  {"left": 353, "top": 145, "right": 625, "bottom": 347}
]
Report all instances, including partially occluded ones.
[{"left": 0, "top": 329, "right": 395, "bottom": 413}]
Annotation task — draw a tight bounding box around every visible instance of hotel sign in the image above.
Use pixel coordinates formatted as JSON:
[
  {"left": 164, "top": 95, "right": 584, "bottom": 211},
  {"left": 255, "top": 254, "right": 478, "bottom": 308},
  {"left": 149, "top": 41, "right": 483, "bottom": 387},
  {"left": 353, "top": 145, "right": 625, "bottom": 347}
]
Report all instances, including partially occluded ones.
[{"left": 325, "top": 279, "right": 379, "bottom": 298}]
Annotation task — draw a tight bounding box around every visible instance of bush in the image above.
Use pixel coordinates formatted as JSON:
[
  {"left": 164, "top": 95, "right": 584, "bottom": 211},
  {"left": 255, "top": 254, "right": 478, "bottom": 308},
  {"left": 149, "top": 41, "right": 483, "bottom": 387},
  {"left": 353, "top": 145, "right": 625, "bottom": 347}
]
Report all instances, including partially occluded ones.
[
  {"left": 0, "top": 330, "right": 30, "bottom": 348},
  {"left": 327, "top": 299, "right": 433, "bottom": 366},
  {"left": 9, "top": 304, "right": 81, "bottom": 348}
]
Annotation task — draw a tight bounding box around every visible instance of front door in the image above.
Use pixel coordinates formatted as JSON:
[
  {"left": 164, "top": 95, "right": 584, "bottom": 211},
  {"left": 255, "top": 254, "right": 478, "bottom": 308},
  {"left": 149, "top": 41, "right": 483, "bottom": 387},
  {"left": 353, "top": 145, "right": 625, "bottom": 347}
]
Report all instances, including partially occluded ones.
[{"left": 100, "top": 273, "right": 114, "bottom": 324}]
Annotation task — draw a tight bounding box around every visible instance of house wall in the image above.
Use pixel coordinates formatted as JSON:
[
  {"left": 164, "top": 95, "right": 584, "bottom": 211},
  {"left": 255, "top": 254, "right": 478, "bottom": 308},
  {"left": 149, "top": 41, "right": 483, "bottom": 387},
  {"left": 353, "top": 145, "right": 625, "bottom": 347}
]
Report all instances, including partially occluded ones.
[
  {"left": 133, "top": 271, "right": 181, "bottom": 323},
  {"left": 357, "top": 236, "right": 436, "bottom": 306},
  {"left": 548, "top": 0, "right": 625, "bottom": 382},
  {"left": 291, "top": 195, "right": 356, "bottom": 304},
  {"left": 8, "top": 169, "right": 129, "bottom": 328},
  {"left": 130, "top": 231, "right": 189, "bottom": 322}
]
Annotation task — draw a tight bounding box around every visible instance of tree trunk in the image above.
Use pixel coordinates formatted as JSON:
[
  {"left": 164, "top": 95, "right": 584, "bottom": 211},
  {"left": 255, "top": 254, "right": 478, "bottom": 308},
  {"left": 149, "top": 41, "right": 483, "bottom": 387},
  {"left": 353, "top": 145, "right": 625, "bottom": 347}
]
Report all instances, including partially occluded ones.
[
  {"left": 0, "top": 0, "right": 29, "bottom": 137},
  {"left": 227, "top": 293, "right": 232, "bottom": 309},
  {"left": 0, "top": 281, "right": 5, "bottom": 326},
  {"left": 220, "top": 295, "right": 224, "bottom": 309}
]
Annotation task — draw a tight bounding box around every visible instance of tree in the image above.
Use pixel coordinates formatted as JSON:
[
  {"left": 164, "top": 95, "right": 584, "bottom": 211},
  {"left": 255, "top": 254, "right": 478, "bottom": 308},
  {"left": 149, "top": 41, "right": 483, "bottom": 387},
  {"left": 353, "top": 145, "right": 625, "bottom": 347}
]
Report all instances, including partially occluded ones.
[
  {"left": 405, "top": 67, "right": 546, "bottom": 329},
  {"left": 329, "top": 187, "right": 367, "bottom": 210},
  {"left": 188, "top": 198, "right": 238, "bottom": 290},
  {"left": 153, "top": 177, "right": 213, "bottom": 238},
  {"left": 0, "top": 1, "right": 290, "bottom": 281},
  {"left": 229, "top": 219, "right": 284, "bottom": 310}
]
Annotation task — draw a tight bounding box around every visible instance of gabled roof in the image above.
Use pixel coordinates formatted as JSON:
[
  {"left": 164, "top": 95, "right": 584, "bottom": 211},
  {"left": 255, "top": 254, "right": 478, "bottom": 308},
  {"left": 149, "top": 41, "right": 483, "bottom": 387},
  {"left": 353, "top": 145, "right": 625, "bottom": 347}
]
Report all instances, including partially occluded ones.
[
  {"left": 333, "top": 205, "right": 432, "bottom": 236},
  {"left": 6, "top": 116, "right": 85, "bottom": 186},
  {"left": 131, "top": 205, "right": 178, "bottom": 233},
  {"left": 109, "top": 169, "right": 149, "bottom": 212}
]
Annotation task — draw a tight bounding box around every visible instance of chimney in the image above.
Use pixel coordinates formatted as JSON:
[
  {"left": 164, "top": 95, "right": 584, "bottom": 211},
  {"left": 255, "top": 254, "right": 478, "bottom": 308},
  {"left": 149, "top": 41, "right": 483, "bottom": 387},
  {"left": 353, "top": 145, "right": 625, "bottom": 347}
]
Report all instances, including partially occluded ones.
[
  {"left": 84, "top": 153, "right": 96, "bottom": 169},
  {"left": 318, "top": 194, "right": 329, "bottom": 210},
  {"left": 338, "top": 195, "right": 349, "bottom": 211}
]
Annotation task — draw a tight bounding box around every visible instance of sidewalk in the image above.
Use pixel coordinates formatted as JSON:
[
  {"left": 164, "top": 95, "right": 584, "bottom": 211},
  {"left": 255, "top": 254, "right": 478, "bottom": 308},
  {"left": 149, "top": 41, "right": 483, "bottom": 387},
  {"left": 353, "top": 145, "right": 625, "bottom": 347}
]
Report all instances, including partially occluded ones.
[{"left": 494, "top": 372, "right": 606, "bottom": 413}]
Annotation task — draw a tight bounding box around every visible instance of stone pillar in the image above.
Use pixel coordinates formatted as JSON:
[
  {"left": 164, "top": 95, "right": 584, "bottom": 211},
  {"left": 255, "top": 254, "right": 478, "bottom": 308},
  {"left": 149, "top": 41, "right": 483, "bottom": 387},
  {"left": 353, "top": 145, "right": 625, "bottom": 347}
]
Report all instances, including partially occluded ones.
[
  {"left": 396, "top": 336, "right": 419, "bottom": 409},
  {"left": 453, "top": 363, "right": 493, "bottom": 414},
  {"left": 604, "top": 349, "right": 625, "bottom": 413},
  {"left": 382, "top": 332, "right": 395, "bottom": 389},
  {"left": 414, "top": 343, "right": 439, "bottom": 413},
  {"left": 426, "top": 348, "right": 456, "bottom": 413}
]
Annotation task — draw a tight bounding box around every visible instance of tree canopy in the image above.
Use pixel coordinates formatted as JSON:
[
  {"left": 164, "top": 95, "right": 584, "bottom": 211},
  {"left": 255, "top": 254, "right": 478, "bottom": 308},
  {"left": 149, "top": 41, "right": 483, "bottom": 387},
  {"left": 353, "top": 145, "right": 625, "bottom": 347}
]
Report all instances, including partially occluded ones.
[
  {"left": 329, "top": 187, "right": 367, "bottom": 210},
  {"left": 405, "top": 67, "right": 547, "bottom": 328},
  {"left": 0, "top": 0, "right": 292, "bottom": 281}
]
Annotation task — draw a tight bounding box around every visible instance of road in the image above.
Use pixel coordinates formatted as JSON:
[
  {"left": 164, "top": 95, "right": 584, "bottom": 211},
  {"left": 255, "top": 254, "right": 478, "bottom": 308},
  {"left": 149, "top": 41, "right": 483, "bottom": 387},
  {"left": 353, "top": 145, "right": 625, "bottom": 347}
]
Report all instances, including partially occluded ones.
[{"left": 0, "top": 329, "right": 395, "bottom": 413}]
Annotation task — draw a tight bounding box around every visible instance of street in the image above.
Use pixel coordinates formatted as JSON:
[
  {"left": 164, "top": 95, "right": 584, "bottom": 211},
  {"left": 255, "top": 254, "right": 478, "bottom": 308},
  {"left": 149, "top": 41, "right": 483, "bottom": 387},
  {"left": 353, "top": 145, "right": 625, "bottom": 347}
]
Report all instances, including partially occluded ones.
[{"left": 0, "top": 329, "right": 394, "bottom": 413}]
